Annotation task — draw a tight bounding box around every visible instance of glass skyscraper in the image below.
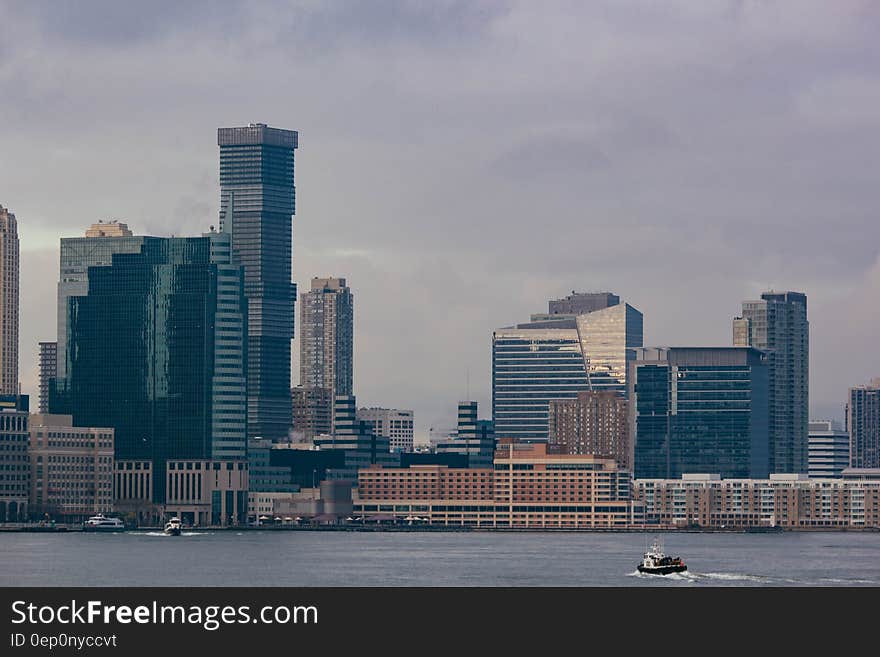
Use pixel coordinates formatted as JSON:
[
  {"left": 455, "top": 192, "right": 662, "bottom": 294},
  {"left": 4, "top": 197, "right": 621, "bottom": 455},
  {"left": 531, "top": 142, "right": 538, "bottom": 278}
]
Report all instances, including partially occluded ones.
[
  {"left": 54, "top": 234, "right": 247, "bottom": 503},
  {"left": 492, "top": 301, "right": 643, "bottom": 442},
  {"left": 219, "top": 123, "right": 298, "bottom": 441},
  {"left": 630, "top": 347, "right": 770, "bottom": 480},
  {"left": 733, "top": 291, "right": 809, "bottom": 474}
]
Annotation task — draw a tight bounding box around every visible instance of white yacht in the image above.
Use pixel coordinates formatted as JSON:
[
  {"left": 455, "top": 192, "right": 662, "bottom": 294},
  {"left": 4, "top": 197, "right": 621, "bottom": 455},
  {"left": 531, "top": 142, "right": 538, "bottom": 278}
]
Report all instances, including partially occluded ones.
[
  {"left": 83, "top": 514, "right": 125, "bottom": 532},
  {"left": 163, "top": 517, "right": 182, "bottom": 536}
]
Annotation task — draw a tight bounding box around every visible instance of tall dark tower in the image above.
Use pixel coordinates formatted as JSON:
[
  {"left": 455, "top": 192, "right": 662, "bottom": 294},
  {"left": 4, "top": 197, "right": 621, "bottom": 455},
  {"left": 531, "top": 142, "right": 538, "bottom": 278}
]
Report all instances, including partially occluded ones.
[{"left": 218, "top": 123, "right": 298, "bottom": 441}]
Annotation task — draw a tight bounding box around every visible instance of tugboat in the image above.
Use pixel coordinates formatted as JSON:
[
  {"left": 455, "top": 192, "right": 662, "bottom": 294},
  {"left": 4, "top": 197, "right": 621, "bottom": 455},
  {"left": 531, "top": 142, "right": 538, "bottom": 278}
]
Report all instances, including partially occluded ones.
[
  {"left": 163, "top": 517, "right": 182, "bottom": 536},
  {"left": 637, "top": 537, "right": 687, "bottom": 575}
]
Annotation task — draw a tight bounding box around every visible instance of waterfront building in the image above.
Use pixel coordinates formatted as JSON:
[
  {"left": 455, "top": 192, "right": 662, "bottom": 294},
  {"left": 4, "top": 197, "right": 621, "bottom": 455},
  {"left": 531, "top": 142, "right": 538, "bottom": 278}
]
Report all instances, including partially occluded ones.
[
  {"left": 354, "top": 441, "right": 641, "bottom": 528},
  {"left": 635, "top": 473, "right": 880, "bottom": 529},
  {"left": 493, "top": 300, "right": 643, "bottom": 442},
  {"left": 847, "top": 381, "right": 880, "bottom": 469},
  {"left": 28, "top": 414, "right": 114, "bottom": 521},
  {"left": 435, "top": 401, "right": 495, "bottom": 467},
  {"left": 164, "top": 459, "right": 248, "bottom": 526},
  {"left": 357, "top": 407, "right": 414, "bottom": 452},
  {"left": 0, "top": 205, "right": 19, "bottom": 395},
  {"left": 733, "top": 291, "right": 809, "bottom": 474},
  {"left": 808, "top": 421, "right": 850, "bottom": 478},
  {"left": 549, "top": 390, "right": 629, "bottom": 468},
  {"left": 54, "top": 233, "right": 247, "bottom": 504},
  {"left": 300, "top": 277, "right": 354, "bottom": 401},
  {"left": 219, "top": 123, "right": 298, "bottom": 441},
  {"left": 38, "top": 342, "right": 57, "bottom": 414},
  {"left": 629, "top": 347, "right": 770, "bottom": 480},
  {"left": 113, "top": 460, "right": 158, "bottom": 526},
  {"left": 0, "top": 394, "right": 29, "bottom": 521}
]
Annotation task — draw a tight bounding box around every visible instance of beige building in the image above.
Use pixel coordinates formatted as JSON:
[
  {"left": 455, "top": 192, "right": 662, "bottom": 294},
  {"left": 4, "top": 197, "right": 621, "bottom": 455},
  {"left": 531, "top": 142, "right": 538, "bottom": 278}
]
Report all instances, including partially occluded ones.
[
  {"left": 83, "top": 220, "right": 133, "bottom": 238},
  {"left": 300, "top": 277, "right": 353, "bottom": 401},
  {"left": 114, "top": 460, "right": 160, "bottom": 526},
  {"left": 549, "top": 390, "right": 629, "bottom": 468},
  {"left": 28, "top": 414, "right": 114, "bottom": 521},
  {"left": 164, "top": 460, "right": 248, "bottom": 526},
  {"left": 0, "top": 205, "right": 19, "bottom": 395}
]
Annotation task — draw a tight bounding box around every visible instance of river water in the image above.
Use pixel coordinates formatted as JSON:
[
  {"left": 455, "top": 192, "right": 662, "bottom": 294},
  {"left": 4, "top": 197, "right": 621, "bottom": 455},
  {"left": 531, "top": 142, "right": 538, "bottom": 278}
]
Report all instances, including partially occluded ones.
[{"left": 1, "top": 530, "right": 877, "bottom": 587}]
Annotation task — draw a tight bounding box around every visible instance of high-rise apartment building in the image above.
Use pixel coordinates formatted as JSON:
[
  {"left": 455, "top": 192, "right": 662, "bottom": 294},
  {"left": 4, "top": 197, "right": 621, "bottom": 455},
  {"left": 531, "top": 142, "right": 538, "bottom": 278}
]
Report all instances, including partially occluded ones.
[
  {"left": 630, "top": 347, "right": 770, "bottom": 480},
  {"left": 291, "top": 385, "right": 333, "bottom": 439},
  {"left": 733, "top": 291, "right": 809, "bottom": 474},
  {"left": 493, "top": 300, "right": 642, "bottom": 441},
  {"left": 0, "top": 394, "right": 29, "bottom": 521},
  {"left": 548, "top": 390, "right": 629, "bottom": 468},
  {"left": 38, "top": 341, "right": 57, "bottom": 414},
  {"left": 357, "top": 408, "right": 414, "bottom": 452},
  {"left": 300, "top": 277, "right": 354, "bottom": 401},
  {"left": 54, "top": 233, "right": 247, "bottom": 503},
  {"left": 847, "top": 382, "right": 880, "bottom": 469},
  {"left": 808, "top": 420, "right": 850, "bottom": 478},
  {"left": 219, "top": 123, "right": 298, "bottom": 441},
  {"left": 0, "top": 205, "right": 19, "bottom": 395}
]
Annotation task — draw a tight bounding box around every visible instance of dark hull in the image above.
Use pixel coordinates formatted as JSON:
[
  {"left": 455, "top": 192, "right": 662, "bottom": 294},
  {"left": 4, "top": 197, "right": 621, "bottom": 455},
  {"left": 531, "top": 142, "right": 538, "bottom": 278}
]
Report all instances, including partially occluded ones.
[
  {"left": 164, "top": 528, "right": 181, "bottom": 536},
  {"left": 638, "top": 564, "right": 687, "bottom": 575}
]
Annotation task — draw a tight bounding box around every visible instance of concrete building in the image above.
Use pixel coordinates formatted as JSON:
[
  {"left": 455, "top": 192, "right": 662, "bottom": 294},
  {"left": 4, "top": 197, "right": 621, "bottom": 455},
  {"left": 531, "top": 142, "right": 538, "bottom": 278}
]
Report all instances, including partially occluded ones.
[
  {"left": 84, "top": 220, "right": 133, "bottom": 238},
  {"left": 630, "top": 347, "right": 770, "bottom": 480},
  {"left": 733, "top": 291, "right": 809, "bottom": 474},
  {"left": 357, "top": 407, "right": 414, "bottom": 452},
  {"left": 355, "top": 442, "right": 641, "bottom": 528},
  {"left": 291, "top": 385, "right": 333, "bottom": 439},
  {"left": 113, "top": 460, "right": 158, "bottom": 526},
  {"left": 0, "top": 205, "right": 19, "bottom": 395},
  {"left": 38, "top": 342, "right": 57, "bottom": 414},
  {"left": 847, "top": 381, "right": 880, "bottom": 469},
  {"left": 808, "top": 421, "right": 850, "bottom": 479},
  {"left": 635, "top": 473, "right": 880, "bottom": 529},
  {"left": 549, "top": 390, "right": 629, "bottom": 468},
  {"left": 435, "top": 401, "right": 496, "bottom": 467},
  {"left": 164, "top": 459, "right": 249, "bottom": 526},
  {"left": 493, "top": 300, "right": 643, "bottom": 442},
  {"left": 300, "top": 277, "right": 354, "bottom": 402},
  {"left": 219, "top": 123, "right": 299, "bottom": 442},
  {"left": 28, "top": 414, "right": 114, "bottom": 521},
  {"left": 0, "top": 395, "right": 29, "bottom": 521}
]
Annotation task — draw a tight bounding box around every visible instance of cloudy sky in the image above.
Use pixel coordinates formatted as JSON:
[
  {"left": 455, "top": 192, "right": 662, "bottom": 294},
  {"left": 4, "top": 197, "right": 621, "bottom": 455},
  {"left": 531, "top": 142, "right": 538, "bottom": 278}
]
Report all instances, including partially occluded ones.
[{"left": 2, "top": 1, "right": 879, "bottom": 439}]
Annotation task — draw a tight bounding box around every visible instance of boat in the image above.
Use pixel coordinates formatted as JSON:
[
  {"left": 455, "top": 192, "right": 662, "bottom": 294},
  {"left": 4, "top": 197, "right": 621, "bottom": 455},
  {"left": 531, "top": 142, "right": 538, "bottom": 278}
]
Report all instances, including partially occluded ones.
[
  {"left": 637, "top": 537, "right": 687, "bottom": 575},
  {"left": 163, "top": 517, "right": 182, "bottom": 536},
  {"left": 83, "top": 514, "right": 125, "bottom": 532}
]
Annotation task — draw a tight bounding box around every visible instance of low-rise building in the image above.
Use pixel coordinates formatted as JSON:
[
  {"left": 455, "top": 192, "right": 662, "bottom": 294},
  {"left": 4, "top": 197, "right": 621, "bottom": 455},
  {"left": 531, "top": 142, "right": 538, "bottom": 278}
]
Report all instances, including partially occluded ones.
[
  {"left": 164, "top": 460, "right": 248, "bottom": 526},
  {"left": 0, "top": 395, "right": 29, "bottom": 521},
  {"left": 114, "top": 460, "right": 160, "bottom": 526}
]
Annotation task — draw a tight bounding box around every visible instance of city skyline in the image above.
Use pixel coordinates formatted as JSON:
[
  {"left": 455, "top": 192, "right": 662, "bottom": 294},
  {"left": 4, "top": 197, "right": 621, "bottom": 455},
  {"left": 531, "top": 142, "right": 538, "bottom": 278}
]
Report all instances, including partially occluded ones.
[{"left": 5, "top": 2, "right": 880, "bottom": 440}]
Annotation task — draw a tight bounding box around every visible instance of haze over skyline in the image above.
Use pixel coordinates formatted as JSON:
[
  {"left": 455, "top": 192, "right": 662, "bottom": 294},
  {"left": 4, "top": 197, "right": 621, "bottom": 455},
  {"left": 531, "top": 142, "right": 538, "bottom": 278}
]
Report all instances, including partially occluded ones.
[{"left": 3, "top": 1, "right": 879, "bottom": 439}]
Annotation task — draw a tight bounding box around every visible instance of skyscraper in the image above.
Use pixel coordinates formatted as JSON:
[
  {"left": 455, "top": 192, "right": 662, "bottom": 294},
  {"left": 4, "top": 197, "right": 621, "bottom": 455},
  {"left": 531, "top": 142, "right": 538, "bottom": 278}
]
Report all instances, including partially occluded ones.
[
  {"left": 630, "top": 347, "right": 770, "bottom": 480},
  {"left": 847, "top": 382, "right": 880, "bottom": 469},
  {"left": 0, "top": 205, "right": 19, "bottom": 395},
  {"left": 733, "top": 291, "right": 809, "bottom": 474},
  {"left": 300, "top": 277, "right": 354, "bottom": 400},
  {"left": 492, "top": 301, "right": 643, "bottom": 442},
  {"left": 38, "top": 342, "right": 57, "bottom": 414},
  {"left": 219, "top": 123, "right": 298, "bottom": 441},
  {"left": 55, "top": 233, "right": 247, "bottom": 503}
]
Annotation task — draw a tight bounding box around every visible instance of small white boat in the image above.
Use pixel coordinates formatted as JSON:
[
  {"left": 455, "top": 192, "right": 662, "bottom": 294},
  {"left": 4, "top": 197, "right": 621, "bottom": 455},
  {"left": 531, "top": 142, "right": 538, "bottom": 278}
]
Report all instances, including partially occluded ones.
[
  {"left": 83, "top": 514, "right": 125, "bottom": 532},
  {"left": 163, "top": 517, "right": 182, "bottom": 536}
]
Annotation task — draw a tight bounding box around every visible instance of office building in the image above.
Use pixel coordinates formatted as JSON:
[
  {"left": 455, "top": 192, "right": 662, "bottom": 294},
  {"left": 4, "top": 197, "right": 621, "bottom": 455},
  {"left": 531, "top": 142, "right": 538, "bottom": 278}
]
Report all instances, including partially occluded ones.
[
  {"left": 0, "top": 395, "right": 28, "bottom": 521},
  {"left": 113, "top": 461, "right": 157, "bottom": 526},
  {"left": 300, "top": 277, "right": 354, "bottom": 401},
  {"left": 808, "top": 421, "right": 850, "bottom": 478},
  {"left": 291, "top": 385, "right": 333, "bottom": 439},
  {"left": 733, "top": 291, "right": 809, "bottom": 474},
  {"left": 54, "top": 233, "right": 247, "bottom": 504},
  {"left": 164, "top": 459, "right": 248, "bottom": 526},
  {"left": 38, "top": 342, "right": 57, "bottom": 414},
  {"left": 493, "top": 301, "right": 643, "bottom": 441},
  {"left": 357, "top": 408, "right": 414, "bottom": 452},
  {"left": 248, "top": 438, "right": 298, "bottom": 493},
  {"left": 630, "top": 347, "right": 770, "bottom": 480},
  {"left": 549, "top": 390, "right": 629, "bottom": 468},
  {"left": 314, "top": 395, "right": 399, "bottom": 477},
  {"left": 435, "top": 401, "right": 496, "bottom": 467},
  {"left": 548, "top": 291, "right": 619, "bottom": 316},
  {"left": 847, "top": 382, "right": 880, "bottom": 469},
  {"left": 28, "top": 414, "right": 114, "bottom": 521},
  {"left": 219, "top": 123, "right": 298, "bottom": 441},
  {"left": 0, "top": 205, "right": 19, "bottom": 395}
]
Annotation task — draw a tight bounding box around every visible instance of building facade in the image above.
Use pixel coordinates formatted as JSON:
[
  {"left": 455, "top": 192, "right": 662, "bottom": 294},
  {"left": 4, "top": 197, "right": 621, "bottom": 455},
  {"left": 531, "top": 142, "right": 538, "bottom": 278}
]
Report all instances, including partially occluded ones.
[
  {"left": 549, "top": 390, "right": 629, "bottom": 468},
  {"left": 492, "top": 301, "right": 643, "bottom": 442},
  {"left": 28, "top": 414, "right": 114, "bottom": 521},
  {"left": 113, "top": 460, "right": 157, "bottom": 525},
  {"left": 847, "top": 382, "right": 880, "bottom": 469},
  {"left": 547, "top": 291, "right": 619, "bottom": 316},
  {"left": 164, "top": 459, "right": 249, "bottom": 526},
  {"left": 357, "top": 408, "right": 414, "bottom": 452},
  {"left": 630, "top": 347, "right": 770, "bottom": 480},
  {"left": 291, "top": 385, "right": 333, "bottom": 439},
  {"left": 0, "top": 205, "right": 19, "bottom": 395},
  {"left": 314, "top": 396, "right": 399, "bottom": 476},
  {"left": 435, "top": 401, "right": 496, "bottom": 467},
  {"left": 808, "top": 421, "right": 850, "bottom": 478},
  {"left": 300, "top": 277, "right": 354, "bottom": 401},
  {"left": 0, "top": 395, "right": 29, "bottom": 521},
  {"left": 219, "top": 123, "right": 298, "bottom": 441},
  {"left": 38, "top": 341, "right": 57, "bottom": 414},
  {"left": 733, "top": 291, "right": 809, "bottom": 474}
]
